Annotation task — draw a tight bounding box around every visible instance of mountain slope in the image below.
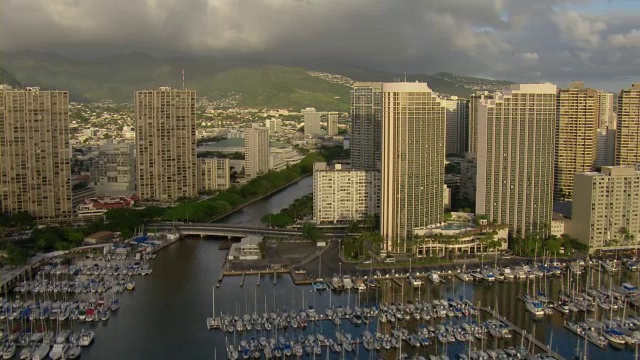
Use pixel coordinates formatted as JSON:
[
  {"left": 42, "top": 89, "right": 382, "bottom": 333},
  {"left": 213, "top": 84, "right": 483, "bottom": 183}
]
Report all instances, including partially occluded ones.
[
  {"left": 1, "top": 52, "right": 349, "bottom": 110},
  {"left": 315, "top": 67, "right": 512, "bottom": 97},
  {"left": 1, "top": 52, "right": 512, "bottom": 108},
  {"left": 0, "top": 64, "right": 22, "bottom": 88}
]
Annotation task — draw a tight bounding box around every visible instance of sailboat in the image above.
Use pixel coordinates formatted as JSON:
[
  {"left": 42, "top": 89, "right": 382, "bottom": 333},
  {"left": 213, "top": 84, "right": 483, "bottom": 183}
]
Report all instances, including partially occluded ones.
[
  {"left": 206, "top": 286, "right": 221, "bottom": 329},
  {"left": 312, "top": 253, "right": 327, "bottom": 291}
]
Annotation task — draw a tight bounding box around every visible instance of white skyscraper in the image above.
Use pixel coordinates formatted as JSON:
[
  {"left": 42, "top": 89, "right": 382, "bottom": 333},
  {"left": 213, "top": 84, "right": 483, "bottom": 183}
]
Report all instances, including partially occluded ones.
[
  {"left": 381, "top": 82, "right": 445, "bottom": 252},
  {"left": 244, "top": 123, "right": 270, "bottom": 179},
  {"left": 302, "top": 107, "right": 322, "bottom": 136},
  {"left": 476, "top": 84, "right": 556, "bottom": 236}
]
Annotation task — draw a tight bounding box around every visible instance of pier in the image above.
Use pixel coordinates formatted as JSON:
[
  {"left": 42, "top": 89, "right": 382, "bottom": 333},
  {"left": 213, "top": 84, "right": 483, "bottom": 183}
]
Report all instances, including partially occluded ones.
[{"left": 479, "top": 307, "right": 566, "bottom": 360}]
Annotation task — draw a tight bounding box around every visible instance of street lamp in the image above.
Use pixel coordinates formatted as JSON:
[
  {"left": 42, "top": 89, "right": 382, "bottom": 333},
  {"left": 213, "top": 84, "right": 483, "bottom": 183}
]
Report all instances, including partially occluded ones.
[{"left": 339, "top": 262, "right": 342, "bottom": 277}]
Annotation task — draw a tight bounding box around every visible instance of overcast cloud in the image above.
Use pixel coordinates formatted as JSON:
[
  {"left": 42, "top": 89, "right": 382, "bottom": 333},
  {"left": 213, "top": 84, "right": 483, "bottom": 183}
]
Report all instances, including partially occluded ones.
[{"left": 1, "top": 0, "right": 639, "bottom": 88}]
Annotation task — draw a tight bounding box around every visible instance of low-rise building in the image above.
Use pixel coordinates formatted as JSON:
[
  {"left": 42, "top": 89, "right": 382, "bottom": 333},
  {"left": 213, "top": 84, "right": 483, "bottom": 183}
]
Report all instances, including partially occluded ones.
[
  {"left": 443, "top": 185, "right": 451, "bottom": 211},
  {"left": 269, "top": 147, "right": 304, "bottom": 172},
  {"left": 84, "top": 231, "right": 118, "bottom": 245},
  {"left": 198, "top": 158, "right": 230, "bottom": 192},
  {"left": 76, "top": 196, "right": 135, "bottom": 220},
  {"left": 567, "top": 166, "right": 640, "bottom": 252},
  {"left": 413, "top": 214, "right": 508, "bottom": 257},
  {"left": 551, "top": 214, "right": 565, "bottom": 238},
  {"left": 228, "top": 235, "right": 263, "bottom": 260},
  {"left": 313, "top": 162, "right": 380, "bottom": 224}
]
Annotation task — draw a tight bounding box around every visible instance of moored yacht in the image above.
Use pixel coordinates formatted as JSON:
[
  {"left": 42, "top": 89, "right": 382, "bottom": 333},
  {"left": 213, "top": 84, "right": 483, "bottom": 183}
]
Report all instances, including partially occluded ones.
[
  {"left": 603, "top": 328, "right": 627, "bottom": 347},
  {"left": 481, "top": 268, "right": 496, "bottom": 282},
  {"left": 330, "top": 275, "right": 343, "bottom": 291},
  {"left": 78, "top": 331, "right": 95, "bottom": 347},
  {"left": 525, "top": 300, "right": 544, "bottom": 317},
  {"left": 429, "top": 272, "right": 441, "bottom": 284},
  {"left": 342, "top": 275, "right": 353, "bottom": 290},
  {"left": 312, "top": 280, "right": 327, "bottom": 291},
  {"left": 502, "top": 267, "right": 515, "bottom": 280},
  {"left": 456, "top": 271, "right": 473, "bottom": 282}
]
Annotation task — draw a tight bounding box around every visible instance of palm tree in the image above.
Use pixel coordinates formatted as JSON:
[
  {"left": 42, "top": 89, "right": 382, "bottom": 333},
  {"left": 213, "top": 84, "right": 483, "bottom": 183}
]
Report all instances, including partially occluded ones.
[{"left": 618, "top": 227, "right": 631, "bottom": 244}]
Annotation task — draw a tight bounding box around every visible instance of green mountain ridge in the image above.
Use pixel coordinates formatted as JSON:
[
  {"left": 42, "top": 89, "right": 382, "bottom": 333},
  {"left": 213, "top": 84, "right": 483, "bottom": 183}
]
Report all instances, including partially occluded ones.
[
  {"left": 0, "top": 65, "right": 22, "bottom": 88},
  {"left": 1, "top": 52, "right": 512, "bottom": 110}
]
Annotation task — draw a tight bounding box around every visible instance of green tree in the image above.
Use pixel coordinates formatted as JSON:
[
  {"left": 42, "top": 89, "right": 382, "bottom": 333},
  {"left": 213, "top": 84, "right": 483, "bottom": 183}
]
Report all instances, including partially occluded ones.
[
  {"left": 301, "top": 223, "right": 321, "bottom": 242},
  {"left": 545, "top": 237, "right": 562, "bottom": 254}
]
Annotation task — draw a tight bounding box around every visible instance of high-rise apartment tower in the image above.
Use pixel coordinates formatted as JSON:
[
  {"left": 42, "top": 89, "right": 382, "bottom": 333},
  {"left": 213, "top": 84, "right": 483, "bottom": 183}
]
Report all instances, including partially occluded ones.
[
  {"left": 615, "top": 83, "right": 640, "bottom": 166},
  {"left": 554, "top": 82, "right": 598, "bottom": 200},
  {"left": 350, "top": 82, "right": 383, "bottom": 170},
  {"left": 0, "top": 86, "right": 72, "bottom": 220},
  {"left": 244, "top": 123, "right": 270, "bottom": 179},
  {"left": 380, "top": 82, "right": 445, "bottom": 252},
  {"left": 135, "top": 87, "right": 197, "bottom": 201},
  {"left": 476, "top": 84, "right": 556, "bottom": 236}
]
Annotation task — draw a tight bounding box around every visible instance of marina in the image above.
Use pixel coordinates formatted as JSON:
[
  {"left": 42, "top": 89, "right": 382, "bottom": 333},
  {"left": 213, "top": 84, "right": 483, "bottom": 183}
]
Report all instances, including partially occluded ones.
[
  {"left": 0, "top": 234, "right": 174, "bottom": 360},
  {"left": 1, "top": 177, "right": 639, "bottom": 359}
]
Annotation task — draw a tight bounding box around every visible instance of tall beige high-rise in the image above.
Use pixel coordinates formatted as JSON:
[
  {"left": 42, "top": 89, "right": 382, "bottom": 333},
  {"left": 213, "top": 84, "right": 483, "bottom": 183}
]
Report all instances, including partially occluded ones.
[
  {"left": 350, "top": 82, "right": 383, "bottom": 170},
  {"left": 326, "top": 112, "right": 339, "bottom": 136},
  {"left": 381, "top": 82, "right": 445, "bottom": 252},
  {"left": 597, "top": 92, "right": 615, "bottom": 129},
  {"left": 615, "top": 83, "right": 640, "bottom": 166},
  {"left": 244, "top": 123, "right": 270, "bottom": 179},
  {"left": 0, "top": 86, "right": 72, "bottom": 221},
  {"left": 554, "top": 82, "right": 598, "bottom": 200},
  {"left": 468, "top": 91, "right": 494, "bottom": 155},
  {"left": 476, "top": 84, "right": 556, "bottom": 236},
  {"left": 441, "top": 97, "right": 469, "bottom": 155},
  {"left": 135, "top": 87, "right": 197, "bottom": 201}
]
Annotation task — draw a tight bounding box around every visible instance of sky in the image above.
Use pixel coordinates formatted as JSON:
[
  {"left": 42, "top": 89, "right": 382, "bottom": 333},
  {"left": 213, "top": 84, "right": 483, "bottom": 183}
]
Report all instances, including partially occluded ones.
[{"left": 1, "top": 0, "right": 639, "bottom": 90}]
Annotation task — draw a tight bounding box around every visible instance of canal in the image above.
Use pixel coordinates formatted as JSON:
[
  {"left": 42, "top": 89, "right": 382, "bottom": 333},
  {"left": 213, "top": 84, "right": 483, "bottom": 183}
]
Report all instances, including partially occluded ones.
[{"left": 81, "top": 175, "right": 638, "bottom": 359}]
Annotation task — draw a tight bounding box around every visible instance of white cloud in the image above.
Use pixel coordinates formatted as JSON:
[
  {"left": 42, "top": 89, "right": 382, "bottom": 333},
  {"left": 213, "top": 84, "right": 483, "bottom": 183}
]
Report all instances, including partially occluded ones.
[
  {"left": 553, "top": 11, "right": 607, "bottom": 49},
  {"left": 519, "top": 52, "right": 539, "bottom": 61},
  {"left": 608, "top": 29, "right": 640, "bottom": 48}
]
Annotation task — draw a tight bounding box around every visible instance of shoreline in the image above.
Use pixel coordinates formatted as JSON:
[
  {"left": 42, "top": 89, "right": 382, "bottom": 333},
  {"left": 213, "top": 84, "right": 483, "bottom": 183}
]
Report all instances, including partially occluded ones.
[{"left": 207, "top": 174, "right": 311, "bottom": 223}]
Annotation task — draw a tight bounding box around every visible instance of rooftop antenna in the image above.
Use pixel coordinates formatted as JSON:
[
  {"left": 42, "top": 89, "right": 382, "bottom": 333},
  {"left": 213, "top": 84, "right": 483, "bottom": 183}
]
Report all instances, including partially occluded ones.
[{"left": 182, "top": 68, "right": 185, "bottom": 90}]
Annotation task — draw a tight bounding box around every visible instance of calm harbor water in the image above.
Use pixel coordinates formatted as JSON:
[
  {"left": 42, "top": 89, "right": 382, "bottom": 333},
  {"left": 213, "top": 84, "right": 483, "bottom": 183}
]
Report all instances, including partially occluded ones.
[{"left": 79, "top": 176, "right": 639, "bottom": 359}]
